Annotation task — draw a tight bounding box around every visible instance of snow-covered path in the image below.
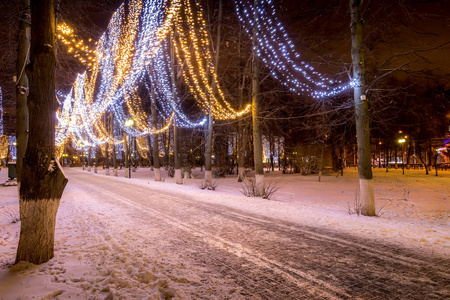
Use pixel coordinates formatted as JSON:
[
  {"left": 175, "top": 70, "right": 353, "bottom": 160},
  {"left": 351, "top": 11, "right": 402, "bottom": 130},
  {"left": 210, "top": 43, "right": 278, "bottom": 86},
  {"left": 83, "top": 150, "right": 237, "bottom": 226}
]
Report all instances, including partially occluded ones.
[{"left": 0, "top": 167, "right": 449, "bottom": 299}]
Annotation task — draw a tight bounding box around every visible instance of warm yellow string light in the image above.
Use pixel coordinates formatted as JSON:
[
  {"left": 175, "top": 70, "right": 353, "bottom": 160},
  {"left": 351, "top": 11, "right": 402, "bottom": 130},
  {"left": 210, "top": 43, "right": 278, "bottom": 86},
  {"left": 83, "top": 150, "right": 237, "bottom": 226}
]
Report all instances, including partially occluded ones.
[
  {"left": 57, "top": 22, "right": 97, "bottom": 67},
  {"left": 0, "top": 135, "right": 9, "bottom": 159},
  {"left": 56, "top": 0, "right": 251, "bottom": 151}
]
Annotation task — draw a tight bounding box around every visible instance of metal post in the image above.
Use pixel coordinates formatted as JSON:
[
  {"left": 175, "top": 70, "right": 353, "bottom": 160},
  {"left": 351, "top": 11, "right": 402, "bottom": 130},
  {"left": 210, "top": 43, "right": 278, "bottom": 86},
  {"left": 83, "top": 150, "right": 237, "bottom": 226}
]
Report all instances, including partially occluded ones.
[{"left": 128, "top": 135, "right": 131, "bottom": 179}]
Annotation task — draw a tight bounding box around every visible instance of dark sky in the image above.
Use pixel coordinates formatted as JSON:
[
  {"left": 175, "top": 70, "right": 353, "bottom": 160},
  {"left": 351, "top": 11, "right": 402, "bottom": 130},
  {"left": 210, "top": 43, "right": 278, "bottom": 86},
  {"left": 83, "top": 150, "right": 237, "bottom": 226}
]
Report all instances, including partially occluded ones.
[{"left": 279, "top": 0, "right": 450, "bottom": 85}]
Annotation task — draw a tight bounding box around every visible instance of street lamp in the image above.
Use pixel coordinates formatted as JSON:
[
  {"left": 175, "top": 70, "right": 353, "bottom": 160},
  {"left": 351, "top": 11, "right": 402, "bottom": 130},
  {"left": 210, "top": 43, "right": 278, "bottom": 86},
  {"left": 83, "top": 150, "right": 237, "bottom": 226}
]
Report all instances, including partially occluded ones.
[
  {"left": 398, "top": 138, "right": 406, "bottom": 174},
  {"left": 125, "top": 119, "right": 134, "bottom": 179}
]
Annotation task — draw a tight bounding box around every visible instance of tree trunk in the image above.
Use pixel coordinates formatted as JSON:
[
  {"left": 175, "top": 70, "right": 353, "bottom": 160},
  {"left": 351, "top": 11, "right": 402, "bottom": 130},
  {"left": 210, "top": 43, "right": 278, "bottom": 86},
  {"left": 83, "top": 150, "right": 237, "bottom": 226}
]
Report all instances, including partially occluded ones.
[
  {"left": 16, "top": 0, "right": 31, "bottom": 183},
  {"left": 318, "top": 142, "right": 324, "bottom": 182},
  {"left": 112, "top": 142, "right": 117, "bottom": 176},
  {"left": 350, "top": 0, "right": 375, "bottom": 216},
  {"left": 170, "top": 35, "right": 182, "bottom": 184},
  {"left": 205, "top": 114, "right": 213, "bottom": 185},
  {"left": 406, "top": 139, "right": 412, "bottom": 168},
  {"left": 237, "top": 124, "right": 248, "bottom": 182},
  {"left": 434, "top": 154, "right": 438, "bottom": 176},
  {"left": 146, "top": 134, "right": 152, "bottom": 167},
  {"left": 394, "top": 147, "right": 398, "bottom": 169},
  {"left": 252, "top": 0, "right": 264, "bottom": 196},
  {"left": 105, "top": 141, "right": 110, "bottom": 175},
  {"left": 174, "top": 124, "right": 182, "bottom": 184},
  {"left": 150, "top": 87, "right": 161, "bottom": 181},
  {"left": 385, "top": 143, "right": 389, "bottom": 172},
  {"left": 269, "top": 135, "right": 274, "bottom": 172},
  {"left": 94, "top": 146, "right": 98, "bottom": 173},
  {"left": 16, "top": 0, "right": 68, "bottom": 264},
  {"left": 428, "top": 141, "right": 432, "bottom": 171},
  {"left": 164, "top": 120, "right": 170, "bottom": 167},
  {"left": 237, "top": 27, "right": 248, "bottom": 182},
  {"left": 204, "top": 0, "right": 222, "bottom": 187},
  {"left": 124, "top": 133, "right": 130, "bottom": 178},
  {"left": 88, "top": 146, "right": 92, "bottom": 172},
  {"left": 111, "top": 113, "right": 117, "bottom": 176},
  {"left": 417, "top": 143, "right": 429, "bottom": 175}
]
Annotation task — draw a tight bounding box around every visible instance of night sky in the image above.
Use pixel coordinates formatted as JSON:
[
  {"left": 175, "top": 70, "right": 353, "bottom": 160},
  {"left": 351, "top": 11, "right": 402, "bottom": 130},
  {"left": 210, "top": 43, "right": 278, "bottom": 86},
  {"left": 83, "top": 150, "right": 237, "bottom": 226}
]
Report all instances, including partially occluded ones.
[{"left": 0, "top": 0, "right": 449, "bottom": 135}]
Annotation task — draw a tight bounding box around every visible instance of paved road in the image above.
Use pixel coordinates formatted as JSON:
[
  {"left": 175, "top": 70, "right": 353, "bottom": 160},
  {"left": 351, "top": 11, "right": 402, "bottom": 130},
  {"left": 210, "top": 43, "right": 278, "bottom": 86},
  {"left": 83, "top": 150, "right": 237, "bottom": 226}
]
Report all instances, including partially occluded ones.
[{"left": 66, "top": 169, "right": 450, "bottom": 299}]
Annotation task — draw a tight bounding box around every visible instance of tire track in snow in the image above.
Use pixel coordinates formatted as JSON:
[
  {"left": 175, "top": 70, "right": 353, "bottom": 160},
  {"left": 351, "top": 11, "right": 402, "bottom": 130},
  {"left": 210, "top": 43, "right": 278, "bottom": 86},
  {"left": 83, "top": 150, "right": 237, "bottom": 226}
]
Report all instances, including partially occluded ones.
[
  {"left": 77, "top": 179, "right": 352, "bottom": 299},
  {"left": 196, "top": 205, "right": 450, "bottom": 276},
  {"left": 69, "top": 171, "right": 450, "bottom": 299},
  {"left": 79, "top": 174, "right": 449, "bottom": 275}
]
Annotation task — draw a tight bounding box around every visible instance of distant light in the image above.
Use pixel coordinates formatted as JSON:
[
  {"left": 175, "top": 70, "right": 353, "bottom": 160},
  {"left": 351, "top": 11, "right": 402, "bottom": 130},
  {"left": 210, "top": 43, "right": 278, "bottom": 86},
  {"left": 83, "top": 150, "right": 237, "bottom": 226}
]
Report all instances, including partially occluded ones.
[
  {"left": 398, "top": 139, "right": 406, "bottom": 144},
  {"left": 125, "top": 119, "right": 134, "bottom": 127}
]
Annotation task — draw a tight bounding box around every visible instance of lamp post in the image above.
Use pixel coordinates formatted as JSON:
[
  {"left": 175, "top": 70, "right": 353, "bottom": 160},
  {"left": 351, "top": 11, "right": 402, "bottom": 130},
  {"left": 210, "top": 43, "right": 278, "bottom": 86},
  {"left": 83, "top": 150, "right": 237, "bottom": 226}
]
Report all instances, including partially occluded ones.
[
  {"left": 398, "top": 138, "right": 406, "bottom": 175},
  {"left": 125, "top": 119, "right": 134, "bottom": 179}
]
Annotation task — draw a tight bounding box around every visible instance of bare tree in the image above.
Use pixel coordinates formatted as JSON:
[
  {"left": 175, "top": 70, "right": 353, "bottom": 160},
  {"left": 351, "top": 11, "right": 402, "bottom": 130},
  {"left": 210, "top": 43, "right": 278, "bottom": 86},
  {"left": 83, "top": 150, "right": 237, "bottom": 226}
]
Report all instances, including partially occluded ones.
[
  {"left": 252, "top": 0, "right": 264, "bottom": 196},
  {"left": 16, "top": 0, "right": 68, "bottom": 264},
  {"left": 15, "top": 0, "right": 30, "bottom": 183},
  {"left": 350, "top": 0, "right": 375, "bottom": 216}
]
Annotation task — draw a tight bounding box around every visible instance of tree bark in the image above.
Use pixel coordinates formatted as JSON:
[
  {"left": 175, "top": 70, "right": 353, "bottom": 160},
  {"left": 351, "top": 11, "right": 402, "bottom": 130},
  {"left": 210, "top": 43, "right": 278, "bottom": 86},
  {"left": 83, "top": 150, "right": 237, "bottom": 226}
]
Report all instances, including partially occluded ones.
[
  {"left": 417, "top": 142, "right": 429, "bottom": 175},
  {"left": 170, "top": 34, "right": 182, "bottom": 184},
  {"left": 88, "top": 146, "right": 92, "bottom": 172},
  {"left": 124, "top": 133, "right": 130, "bottom": 178},
  {"left": 318, "top": 141, "right": 324, "bottom": 182},
  {"left": 110, "top": 113, "right": 117, "bottom": 176},
  {"left": 112, "top": 142, "right": 117, "bottom": 176},
  {"left": 163, "top": 120, "right": 170, "bottom": 167},
  {"left": 105, "top": 141, "right": 110, "bottom": 175},
  {"left": 204, "top": 0, "right": 222, "bottom": 187},
  {"left": 174, "top": 124, "right": 182, "bottom": 184},
  {"left": 205, "top": 114, "right": 213, "bottom": 185},
  {"left": 252, "top": 0, "right": 264, "bottom": 196},
  {"left": 350, "top": 0, "right": 375, "bottom": 216},
  {"left": 16, "top": 0, "right": 68, "bottom": 264},
  {"left": 16, "top": 0, "right": 31, "bottom": 183},
  {"left": 236, "top": 26, "right": 248, "bottom": 182},
  {"left": 150, "top": 86, "right": 161, "bottom": 181},
  {"left": 94, "top": 146, "right": 98, "bottom": 173},
  {"left": 146, "top": 134, "right": 152, "bottom": 167}
]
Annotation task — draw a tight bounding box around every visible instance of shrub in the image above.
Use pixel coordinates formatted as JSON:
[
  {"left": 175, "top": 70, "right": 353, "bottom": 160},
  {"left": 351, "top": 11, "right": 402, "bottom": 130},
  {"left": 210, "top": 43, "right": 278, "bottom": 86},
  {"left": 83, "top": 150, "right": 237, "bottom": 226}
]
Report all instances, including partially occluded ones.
[{"left": 241, "top": 178, "right": 279, "bottom": 199}]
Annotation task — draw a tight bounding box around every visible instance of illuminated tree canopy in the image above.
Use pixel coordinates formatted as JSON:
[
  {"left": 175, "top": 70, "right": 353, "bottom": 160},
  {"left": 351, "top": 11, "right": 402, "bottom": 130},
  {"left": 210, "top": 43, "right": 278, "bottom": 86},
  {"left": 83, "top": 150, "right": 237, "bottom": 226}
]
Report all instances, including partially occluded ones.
[{"left": 56, "top": 0, "right": 350, "bottom": 155}]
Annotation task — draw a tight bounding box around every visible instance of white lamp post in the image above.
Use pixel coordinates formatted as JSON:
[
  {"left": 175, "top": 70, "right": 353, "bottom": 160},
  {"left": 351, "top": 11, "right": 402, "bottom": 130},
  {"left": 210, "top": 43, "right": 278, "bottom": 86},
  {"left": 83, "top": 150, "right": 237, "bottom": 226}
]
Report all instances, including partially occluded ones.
[
  {"left": 125, "top": 119, "right": 134, "bottom": 179},
  {"left": 398, "top": 138, "right": 406, "bottom": 175}
]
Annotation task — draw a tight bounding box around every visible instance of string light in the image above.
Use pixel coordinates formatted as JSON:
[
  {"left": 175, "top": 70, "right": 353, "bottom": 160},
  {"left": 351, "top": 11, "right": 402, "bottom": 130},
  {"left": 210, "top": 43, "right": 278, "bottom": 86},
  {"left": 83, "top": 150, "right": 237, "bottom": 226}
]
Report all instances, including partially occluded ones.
[
  {"left": 57, "top": 22, "right": 97, "bottom": 67},
  {"left": 170, "top": 0, "right": 251, "bottom": 119},
  {"left": 233, "top": 0, "right": 352, "bottom": 98},
  {"left": 8, "top": 136, "right": 16, "bottom": 160},
  {"left": 57, "top": 0, "right": 351, "bottom": 153},
  {"left": 56, "top": 0, "right": 249, "bottom": 151}
]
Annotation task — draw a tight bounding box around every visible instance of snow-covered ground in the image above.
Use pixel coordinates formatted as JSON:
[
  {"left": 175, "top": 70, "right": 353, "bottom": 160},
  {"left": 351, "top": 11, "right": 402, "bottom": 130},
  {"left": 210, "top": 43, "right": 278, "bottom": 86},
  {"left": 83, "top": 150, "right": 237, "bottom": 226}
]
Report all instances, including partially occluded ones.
[{"left": 0, "top": 166, "right": 448, "bottom": 299}]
